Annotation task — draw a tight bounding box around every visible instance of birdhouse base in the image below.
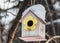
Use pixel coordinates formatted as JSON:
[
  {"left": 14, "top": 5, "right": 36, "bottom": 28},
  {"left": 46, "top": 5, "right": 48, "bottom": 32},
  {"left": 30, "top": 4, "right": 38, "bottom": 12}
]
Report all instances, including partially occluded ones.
[{"left": 18, "top": 36, "right": 46, "bottom": 42}]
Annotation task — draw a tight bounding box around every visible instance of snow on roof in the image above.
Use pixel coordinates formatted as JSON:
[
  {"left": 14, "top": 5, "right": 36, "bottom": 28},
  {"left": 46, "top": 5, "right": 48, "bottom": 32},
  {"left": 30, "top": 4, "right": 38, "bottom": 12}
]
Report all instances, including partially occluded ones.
[{"left": 22, "top": 4, "right": 46, "bottom": 23}]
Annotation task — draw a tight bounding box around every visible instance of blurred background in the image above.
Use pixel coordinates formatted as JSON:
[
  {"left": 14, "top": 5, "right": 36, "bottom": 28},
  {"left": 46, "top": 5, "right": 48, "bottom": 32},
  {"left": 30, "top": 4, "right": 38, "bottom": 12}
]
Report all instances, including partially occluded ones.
[{"left": 0, "top": 0, "right": 60, "bottom": 43}]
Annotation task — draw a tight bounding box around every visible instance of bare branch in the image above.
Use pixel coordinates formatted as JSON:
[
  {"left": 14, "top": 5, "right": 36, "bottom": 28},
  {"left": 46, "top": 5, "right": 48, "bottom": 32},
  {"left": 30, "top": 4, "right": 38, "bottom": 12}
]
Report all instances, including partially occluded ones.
[
  {"left": 7, "top": 0, "right": 30, "bottom": 43},
  {"left": 44, "top": 0, "right": 56, "bottom": 36},
  {"left": 46, "top": 36, "right": 60, "bottom": 43}
]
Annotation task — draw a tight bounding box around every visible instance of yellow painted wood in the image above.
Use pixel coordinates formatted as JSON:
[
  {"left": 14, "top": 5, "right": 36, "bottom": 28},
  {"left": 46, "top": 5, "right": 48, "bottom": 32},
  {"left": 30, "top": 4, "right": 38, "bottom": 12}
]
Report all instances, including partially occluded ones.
[{"left": 23, "top": 15, "right": 37, "bottom": 31}]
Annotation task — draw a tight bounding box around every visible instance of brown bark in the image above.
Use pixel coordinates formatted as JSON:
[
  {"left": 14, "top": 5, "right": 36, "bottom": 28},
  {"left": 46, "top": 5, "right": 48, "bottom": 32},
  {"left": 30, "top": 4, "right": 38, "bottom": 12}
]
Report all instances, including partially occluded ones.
[
  {"left": 0, "top": 30, "right": 2, "bottom": 43},
  {"left": 44, "top": 0, "right": 56, "bottom": 36},
  {"left": 7, "top": 0, "right": 30, "bottom": 43}
]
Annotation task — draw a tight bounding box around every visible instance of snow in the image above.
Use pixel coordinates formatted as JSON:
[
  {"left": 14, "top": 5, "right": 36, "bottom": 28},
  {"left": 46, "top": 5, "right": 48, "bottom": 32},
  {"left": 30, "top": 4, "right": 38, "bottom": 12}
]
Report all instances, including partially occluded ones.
[
  {"left": 1, "top": 7, "right": 19, "bottom": 43},
  {"left": 1, "top": 8, "right": 19, "bottom": 30},
  {"left": 0, "top": 0, "right": 19, "bottom": 10},
  {"left": 46, "top": 19, "right": 60, "bottom": 25},
  {"left": 53, "top": 1, "right": 60, "bottom": 12},
  {"left": 0, "top": 0, "right": 20, "bottom": 30},
  {"left": 0, "top": 0, "right": 23, "bottom": 43},
  {"left": 20, "top": 0, "right": 24, "bottom": 1}
]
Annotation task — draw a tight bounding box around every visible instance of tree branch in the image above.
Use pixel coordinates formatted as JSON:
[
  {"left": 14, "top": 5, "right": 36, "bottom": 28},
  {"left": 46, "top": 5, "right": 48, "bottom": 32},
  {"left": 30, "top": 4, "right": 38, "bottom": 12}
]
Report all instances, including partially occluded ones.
[
  {"left": 7, "top": 0, "right": 30, "bottom": 43},
  {"left": 46, "top": 36, "right": 60, "bottom": 43},
  {"left": 44, "top": 0, "right": 56, "bottom": 36}
]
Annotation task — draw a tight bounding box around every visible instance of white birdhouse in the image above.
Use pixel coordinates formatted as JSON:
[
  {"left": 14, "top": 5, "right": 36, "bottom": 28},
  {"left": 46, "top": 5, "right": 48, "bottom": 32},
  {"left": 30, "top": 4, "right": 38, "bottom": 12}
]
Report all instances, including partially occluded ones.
[{"left": 19, "top": 4, "right": 46, "bottom": 42}]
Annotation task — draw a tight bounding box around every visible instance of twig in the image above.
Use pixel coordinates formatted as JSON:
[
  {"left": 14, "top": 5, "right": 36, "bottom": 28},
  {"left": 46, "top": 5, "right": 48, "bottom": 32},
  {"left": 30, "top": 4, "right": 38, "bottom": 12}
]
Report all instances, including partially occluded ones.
[
  {"left": 46, "top": 36, "right": 60, "bottom": 43},
  {"left": 44, "top": 0, "right": 56, "bottom": 36},
  {"left": 8, "top": 22, "right": 20, "bottom": 43},
  {"left": 0, "top": 22, "right": 2, "bottom": 43},
  {"left": 7, "top": 0, "right": 30, "bottom": 43},
  {"left": 46, "top": 33, "right": 57, "bottom": 43},
  {"left": 7, "top": 11, "right": 17, "bottom": 16},
  {"left": 31, "top": 0, "right": 33, "bottom": 6},
  {"left": 0, "top": 30, "right": 2, "bottom": 43},
  {"left": 33, "top": 0, "right": 35, "bottom": 5}
]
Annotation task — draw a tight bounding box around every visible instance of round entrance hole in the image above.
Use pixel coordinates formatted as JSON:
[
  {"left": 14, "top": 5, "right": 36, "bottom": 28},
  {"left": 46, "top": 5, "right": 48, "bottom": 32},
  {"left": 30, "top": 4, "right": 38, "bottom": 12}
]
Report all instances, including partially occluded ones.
[{"left": 27, "top": 20, "right": 33, "bottom": 26}]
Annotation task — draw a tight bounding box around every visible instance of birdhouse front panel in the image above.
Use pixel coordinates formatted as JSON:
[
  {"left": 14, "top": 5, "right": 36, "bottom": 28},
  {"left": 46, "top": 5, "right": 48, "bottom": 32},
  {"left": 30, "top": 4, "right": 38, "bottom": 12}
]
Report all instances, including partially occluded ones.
[{"left": 22, "top": 11, "right": 45, "bottom": 39}]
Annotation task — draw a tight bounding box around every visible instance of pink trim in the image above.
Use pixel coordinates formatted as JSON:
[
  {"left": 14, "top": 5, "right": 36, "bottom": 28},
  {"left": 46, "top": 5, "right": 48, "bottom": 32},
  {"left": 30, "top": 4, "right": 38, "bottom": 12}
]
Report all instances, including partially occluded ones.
[{"left": 19, "top": 36, "right": 46, "bottom": 42}]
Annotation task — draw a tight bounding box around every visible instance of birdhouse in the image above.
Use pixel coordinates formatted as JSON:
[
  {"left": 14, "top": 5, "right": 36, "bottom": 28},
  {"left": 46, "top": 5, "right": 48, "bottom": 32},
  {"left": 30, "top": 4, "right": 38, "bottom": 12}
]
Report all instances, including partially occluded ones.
[{"left": 19, "top": 4, "right": 46, "bottom": 42}]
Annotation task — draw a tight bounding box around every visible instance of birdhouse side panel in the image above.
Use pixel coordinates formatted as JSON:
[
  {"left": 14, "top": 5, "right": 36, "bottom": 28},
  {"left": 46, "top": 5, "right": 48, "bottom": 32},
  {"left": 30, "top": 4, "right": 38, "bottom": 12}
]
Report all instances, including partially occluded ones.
[{"left": 38, "top": 21, "right": 45, "bottom": 38}]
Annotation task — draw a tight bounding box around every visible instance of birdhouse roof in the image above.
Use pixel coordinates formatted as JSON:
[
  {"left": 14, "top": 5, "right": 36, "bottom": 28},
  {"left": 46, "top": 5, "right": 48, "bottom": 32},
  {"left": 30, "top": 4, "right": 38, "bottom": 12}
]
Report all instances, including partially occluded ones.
[{"left": 20, "top": 4, "right": 46, "bottom": 24}]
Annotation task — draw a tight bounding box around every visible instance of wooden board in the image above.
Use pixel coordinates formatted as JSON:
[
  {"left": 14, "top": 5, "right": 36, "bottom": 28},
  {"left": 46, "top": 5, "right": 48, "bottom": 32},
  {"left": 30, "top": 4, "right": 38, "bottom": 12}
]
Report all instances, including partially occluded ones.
[
  {"left": 18, "top": 36, "right": 46, "bottom": 42},
  {"left": 22, "top": 11, "right": 45, "bottom": 38}
]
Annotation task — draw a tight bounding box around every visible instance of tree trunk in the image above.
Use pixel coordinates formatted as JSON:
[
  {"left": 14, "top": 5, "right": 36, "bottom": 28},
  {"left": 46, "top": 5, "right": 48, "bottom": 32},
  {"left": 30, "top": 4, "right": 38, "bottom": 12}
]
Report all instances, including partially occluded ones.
[{"left": 7, "top": 0, "right": 30, "bottom": 43}]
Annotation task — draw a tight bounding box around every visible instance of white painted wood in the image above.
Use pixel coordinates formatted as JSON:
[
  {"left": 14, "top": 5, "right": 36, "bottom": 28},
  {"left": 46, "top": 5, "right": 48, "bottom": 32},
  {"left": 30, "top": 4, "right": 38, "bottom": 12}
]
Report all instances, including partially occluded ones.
[
  {"left": 22, "top": 4, "right": 46, "bottom": 23},
  {"left": 22, "top": 11, "right": 45, "bottom": 39}
]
